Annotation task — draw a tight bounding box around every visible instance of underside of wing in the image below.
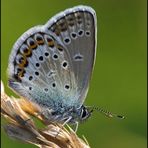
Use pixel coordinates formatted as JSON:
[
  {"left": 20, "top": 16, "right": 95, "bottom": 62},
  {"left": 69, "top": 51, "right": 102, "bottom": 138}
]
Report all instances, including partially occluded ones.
[
  {"left": 8, "top": 27, "right": 78, "bottom": 108},
  {"left": 8, "top": 5, "right": 97, "bottom": 109},
  {"left": 45, "top": 5, "right": 97, "bottom": 105}
]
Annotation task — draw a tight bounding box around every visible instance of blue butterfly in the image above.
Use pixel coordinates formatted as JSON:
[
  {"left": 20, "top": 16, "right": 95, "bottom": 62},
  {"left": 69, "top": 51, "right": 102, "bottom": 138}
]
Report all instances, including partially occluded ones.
[{"left": 8, "top": 5, "right": 124, "bottom": 131}]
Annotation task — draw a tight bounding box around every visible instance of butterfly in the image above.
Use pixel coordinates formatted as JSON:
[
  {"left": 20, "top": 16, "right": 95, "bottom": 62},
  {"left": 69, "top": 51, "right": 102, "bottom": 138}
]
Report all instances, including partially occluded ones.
[{"left": 8, "top": 5, "right": 124, "bottom": 131}]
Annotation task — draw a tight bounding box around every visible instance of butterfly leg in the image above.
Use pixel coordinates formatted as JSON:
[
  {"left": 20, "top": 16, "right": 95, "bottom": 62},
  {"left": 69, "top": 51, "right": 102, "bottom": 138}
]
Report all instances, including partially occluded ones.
[
  {"left": 62, "top": 116, "right": 73, "bottom": 126},
  {"left": 55, "top": 116, "right": 72, "bottom": 138},
  {"left": 74, "top": 121, "right": 79, "bottom": 133}
]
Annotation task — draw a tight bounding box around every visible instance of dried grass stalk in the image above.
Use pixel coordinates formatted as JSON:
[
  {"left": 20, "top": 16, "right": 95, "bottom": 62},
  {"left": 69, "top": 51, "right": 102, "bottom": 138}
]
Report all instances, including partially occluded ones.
[{"left": 1, "top": 81, "right": 90, "bottom": 148}]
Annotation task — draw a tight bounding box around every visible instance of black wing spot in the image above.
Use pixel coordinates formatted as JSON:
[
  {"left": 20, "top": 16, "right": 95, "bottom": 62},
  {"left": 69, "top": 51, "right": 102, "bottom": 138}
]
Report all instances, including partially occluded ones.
[
  {"left": 29, "top": 76, "right": 33, "bottom": 81},
  {"left": 73, "top": 54, "right": 83, "bottom": 61},
  {"left": 35, "top": 71, "right": 39, "bottom": 76},
  {"left": 78, "top": 30, "right": 84, "bottom": 36},
  {"left": 53, "top": 54, "right": 58, "bottom": 60},
  {"left": 85, "top": 31, "right": 91, "bottom": 36},
  {"left": 36, "top": 63, "right": 40, "bottom": 67},
  {"left": 45, "top": 52, "right": 49, "bottom": 57},
  {"left": 39, "top": 56, "right": 44, "bottom": 61},
  {"left": 63, "top": 62, "right": 67, "bottom": 67},
  {"left": 65, "top": 85, "right": 70, "bottom": 90},
  {"left": 52, "top": 83, "right": 56, "bottom": 87},
  {"left": 64, "top": 37, "right": 71, "bottom": 44},
  {"left": 62, "top": 61, "right": 68, "bottom": 68},
  {"left": 71, "top": 32, "right": 77, "bottom": 39}
]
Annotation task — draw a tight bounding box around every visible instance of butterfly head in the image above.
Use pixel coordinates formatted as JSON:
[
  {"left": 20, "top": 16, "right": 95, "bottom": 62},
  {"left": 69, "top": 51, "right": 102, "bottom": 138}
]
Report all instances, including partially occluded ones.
[{"left": 79, "top": 105, "right": 94, "bottom": 122}]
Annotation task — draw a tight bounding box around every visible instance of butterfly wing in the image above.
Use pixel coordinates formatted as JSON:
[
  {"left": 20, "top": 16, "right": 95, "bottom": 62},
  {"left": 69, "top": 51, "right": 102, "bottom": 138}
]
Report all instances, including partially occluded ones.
[
  {"left": 8, "top": 5, "right": 97, "bottom": 109},
  {"left": 45, "top": 5, "right": 97, "bottom": 105},
  {"left": 8, "top": 27, "right": 78, "bottom": 109}
]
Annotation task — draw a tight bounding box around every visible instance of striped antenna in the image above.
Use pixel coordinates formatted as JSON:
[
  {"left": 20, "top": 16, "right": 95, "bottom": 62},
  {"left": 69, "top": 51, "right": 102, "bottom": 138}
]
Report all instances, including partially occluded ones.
[{"left": 91, "top": 107, "right": 125, "bottom": 119}]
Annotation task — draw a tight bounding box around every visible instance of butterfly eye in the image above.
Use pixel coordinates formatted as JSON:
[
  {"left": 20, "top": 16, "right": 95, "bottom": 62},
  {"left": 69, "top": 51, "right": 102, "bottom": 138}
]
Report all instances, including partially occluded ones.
[{"left": 81, "top": 108, "right": 87, "bottom": 119}]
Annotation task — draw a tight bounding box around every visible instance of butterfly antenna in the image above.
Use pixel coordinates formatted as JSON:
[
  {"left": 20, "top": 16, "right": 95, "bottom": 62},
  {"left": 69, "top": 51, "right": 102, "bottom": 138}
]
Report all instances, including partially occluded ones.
[{"left": 92, "top": 107, "right": 125, "bottom": 119}]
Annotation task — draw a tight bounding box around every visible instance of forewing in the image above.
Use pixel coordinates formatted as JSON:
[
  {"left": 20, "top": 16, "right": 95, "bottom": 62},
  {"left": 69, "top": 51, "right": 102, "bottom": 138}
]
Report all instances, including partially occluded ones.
[{"left": 45, "top": 5, "right": 97, "bottom": 105}]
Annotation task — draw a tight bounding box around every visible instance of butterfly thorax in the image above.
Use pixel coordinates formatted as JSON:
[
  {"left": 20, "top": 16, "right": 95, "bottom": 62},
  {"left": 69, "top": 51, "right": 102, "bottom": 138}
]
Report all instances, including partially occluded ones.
[{"left": 41, "top": 105, "right": 92, "bottom": 124}]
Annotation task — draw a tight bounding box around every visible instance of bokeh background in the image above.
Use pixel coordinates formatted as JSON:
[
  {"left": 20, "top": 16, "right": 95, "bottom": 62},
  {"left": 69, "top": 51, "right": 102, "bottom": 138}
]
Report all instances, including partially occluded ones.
[{"left": 1, "top": 0, "right": 147, "bottom": 148}]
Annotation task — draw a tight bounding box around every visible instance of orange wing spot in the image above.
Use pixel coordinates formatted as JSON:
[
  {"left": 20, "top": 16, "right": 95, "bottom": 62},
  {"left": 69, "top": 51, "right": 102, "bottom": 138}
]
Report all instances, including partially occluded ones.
[
  {"left": 30, "top": 44, "right": 37, "bottom": 49},
  {"left": 37, "top": 40, "right": 44, "bottom": 45},
  {"left": 47, "top": 38, "right": 54, "bottom": 47},
  {"left": 48, "top": 41, "right": 54, "bottom": 46},
  {"left": 17, "top": 56, "right": 28, "bottom": 68},
  {"left": 36, "top": 35, "right": 44, "bottom": 45},
  {"left": 29, "top": 40, "right": 37, "bottom": 49},
  {"left": 23, "top": 48, "right": 32, "bottom": 57},
  {"left": 18, "top": 69, "right": 25, "bottom": 77}
]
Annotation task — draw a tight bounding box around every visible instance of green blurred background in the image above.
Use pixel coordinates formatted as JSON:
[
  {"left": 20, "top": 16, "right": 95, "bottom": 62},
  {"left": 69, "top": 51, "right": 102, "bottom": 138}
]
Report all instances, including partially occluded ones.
[{"left": 1, "top": 0, "right": 147, "bottom": 148}]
